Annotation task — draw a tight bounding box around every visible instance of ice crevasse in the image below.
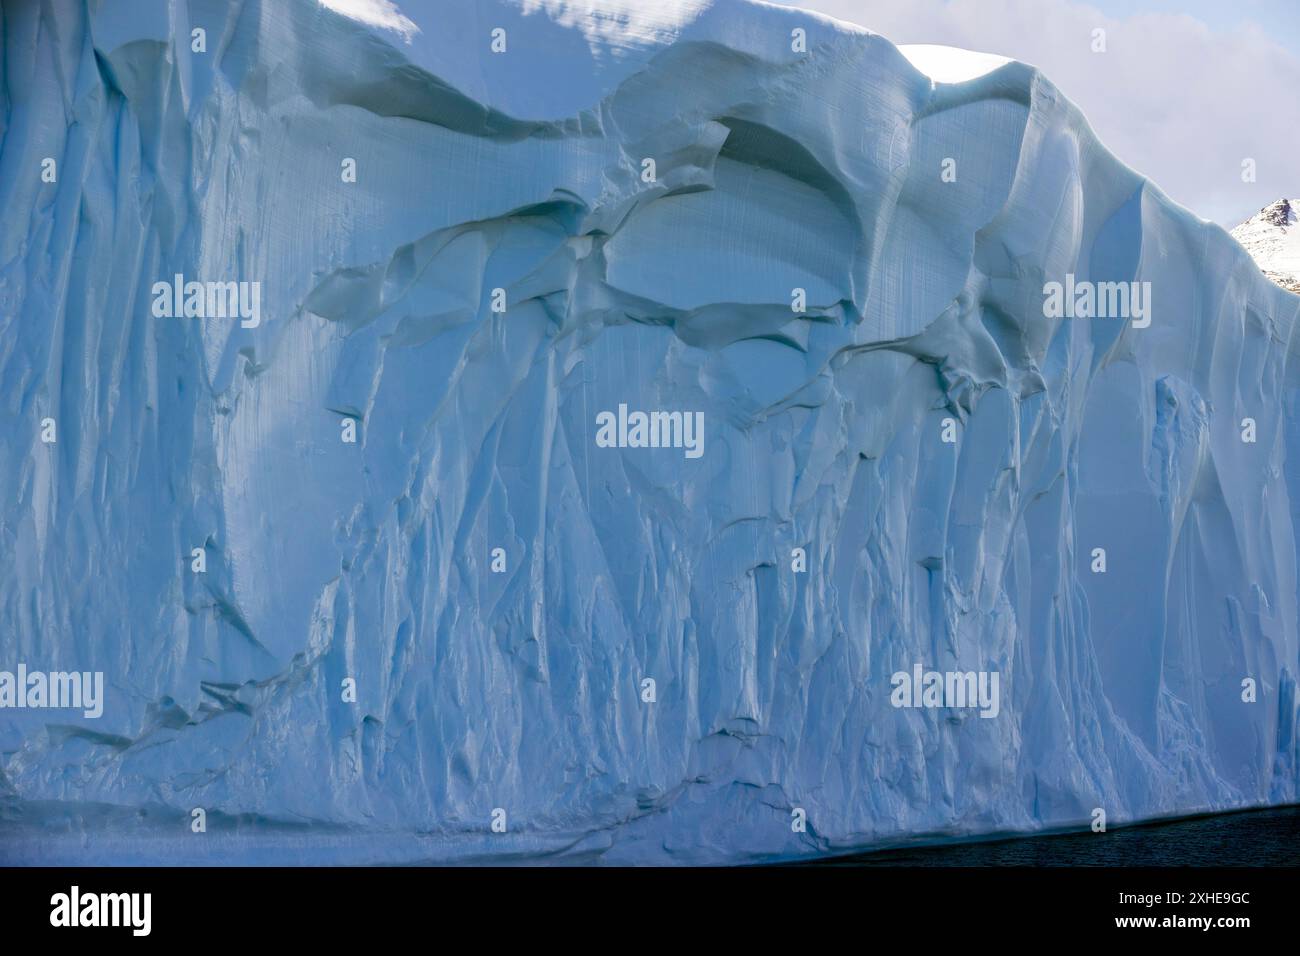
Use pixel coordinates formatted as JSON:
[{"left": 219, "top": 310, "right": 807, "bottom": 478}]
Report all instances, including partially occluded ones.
[{"left": 0, "top": 0, "right": 1298, "bottom": 864}]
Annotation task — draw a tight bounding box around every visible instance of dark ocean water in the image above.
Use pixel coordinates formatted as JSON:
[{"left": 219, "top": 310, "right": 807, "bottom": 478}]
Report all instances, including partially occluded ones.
[{"left": 815, "top": 806, "right": 1300, "bottom": 866}]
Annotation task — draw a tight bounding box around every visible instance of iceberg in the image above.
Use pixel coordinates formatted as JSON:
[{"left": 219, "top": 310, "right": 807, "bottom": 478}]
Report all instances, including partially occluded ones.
[{"left": 0, "top": 0, "right": 1298, "bottom": 865}]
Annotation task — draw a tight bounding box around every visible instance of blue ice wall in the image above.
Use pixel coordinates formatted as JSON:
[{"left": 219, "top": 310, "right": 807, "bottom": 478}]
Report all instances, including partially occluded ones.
[{"left": 1, "top": 0, "right": 1298, "bottom": 864}]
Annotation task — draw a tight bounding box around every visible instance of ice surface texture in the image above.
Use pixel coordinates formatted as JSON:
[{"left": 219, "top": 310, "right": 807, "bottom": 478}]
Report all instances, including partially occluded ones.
[{"left": 1, "top": 0, "right": 1298, "bottom": 864}]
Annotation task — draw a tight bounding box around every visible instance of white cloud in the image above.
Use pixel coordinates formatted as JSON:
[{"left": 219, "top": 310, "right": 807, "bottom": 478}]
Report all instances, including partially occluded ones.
[
  {"left": 898, "top": 44, "right": 1011, "bottom": 82},
  {"left": 318, "top": 0, "right": 420, "bottom": 43},
  {"left": 779, "top": 0, "right": 1300, "bottom": 225}
]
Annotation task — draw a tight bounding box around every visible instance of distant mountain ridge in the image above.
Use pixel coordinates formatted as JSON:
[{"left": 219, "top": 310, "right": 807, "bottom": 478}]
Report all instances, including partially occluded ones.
[{"left": 1231, "top": 198, "right": 1300, "bottom": 294}]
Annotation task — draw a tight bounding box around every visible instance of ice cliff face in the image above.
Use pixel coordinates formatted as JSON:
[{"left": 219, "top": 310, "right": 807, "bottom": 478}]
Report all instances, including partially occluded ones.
[{"left": 2, "top": 0, "right": 1299, "bottom": 865}]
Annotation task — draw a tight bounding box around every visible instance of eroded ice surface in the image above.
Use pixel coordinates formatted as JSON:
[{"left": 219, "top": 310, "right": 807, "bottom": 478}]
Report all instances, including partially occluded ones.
[{"left": 0, "top": 0, "right": 1298, "bottom": 864}]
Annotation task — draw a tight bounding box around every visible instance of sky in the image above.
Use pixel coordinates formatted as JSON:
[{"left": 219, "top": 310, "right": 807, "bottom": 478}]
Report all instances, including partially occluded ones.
[{"left": 775, "top": 0, "right": 1300, "bottom": 225}]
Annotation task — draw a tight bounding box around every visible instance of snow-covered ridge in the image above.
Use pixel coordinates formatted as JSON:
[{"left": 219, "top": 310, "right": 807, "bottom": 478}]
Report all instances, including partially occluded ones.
[
  {"left": 1, "top": 0, "right": 1299, "bottom": 865},
  {"left": 1232, "top": 199, "right": 1300, "bottom": 294}
]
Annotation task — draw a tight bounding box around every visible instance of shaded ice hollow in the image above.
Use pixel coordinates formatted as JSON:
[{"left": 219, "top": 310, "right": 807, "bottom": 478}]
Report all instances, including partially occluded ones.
[{"left": 1, "top": 0, "right": 1298, "bottom": 864}]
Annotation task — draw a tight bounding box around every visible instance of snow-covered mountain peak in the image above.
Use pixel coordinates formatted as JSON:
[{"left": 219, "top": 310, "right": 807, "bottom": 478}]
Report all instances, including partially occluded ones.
[
  {"left": 1258, "top": 197, "right": 1295, "bottom": 228},
  {"left": 1231, "top": 197, "right": 1300, "bottom": 294}
]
